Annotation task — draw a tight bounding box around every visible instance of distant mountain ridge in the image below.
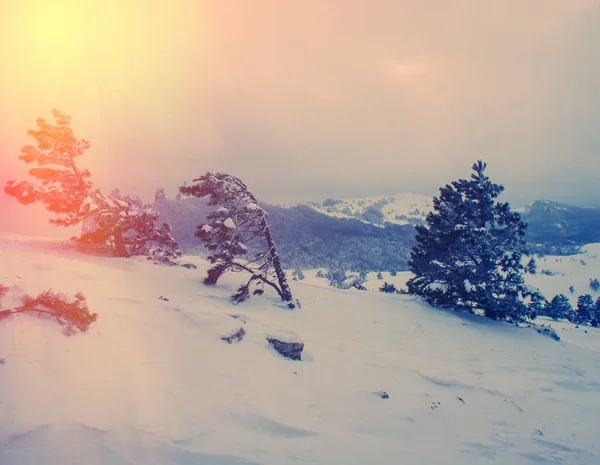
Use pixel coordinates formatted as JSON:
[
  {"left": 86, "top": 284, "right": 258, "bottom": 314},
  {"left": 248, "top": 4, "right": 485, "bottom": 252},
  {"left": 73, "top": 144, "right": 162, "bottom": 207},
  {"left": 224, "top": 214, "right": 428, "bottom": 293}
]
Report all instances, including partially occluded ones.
[
  {"left": 517, "top": 200, "right": 600, "bottom": 254},
  {"left": 304, "top": 193, "right": 432, "bottom": 227},
  {"left": 153, "top": 193, "right": 600, "bottom": 272}
]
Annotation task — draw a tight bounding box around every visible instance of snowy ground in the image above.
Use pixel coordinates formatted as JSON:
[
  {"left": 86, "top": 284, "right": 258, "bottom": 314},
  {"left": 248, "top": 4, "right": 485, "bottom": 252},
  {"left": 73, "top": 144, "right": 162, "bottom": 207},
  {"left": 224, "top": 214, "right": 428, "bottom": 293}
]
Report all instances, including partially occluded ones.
[{"left": 1, "top": 233, "right": 600, "bottom": 465}]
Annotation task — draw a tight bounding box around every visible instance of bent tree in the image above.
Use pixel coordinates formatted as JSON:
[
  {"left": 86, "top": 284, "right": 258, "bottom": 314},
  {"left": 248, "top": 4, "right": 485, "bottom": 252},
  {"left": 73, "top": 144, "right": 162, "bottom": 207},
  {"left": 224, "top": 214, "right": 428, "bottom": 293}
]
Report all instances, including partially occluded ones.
[
  {"left": 180, "top": 172, "right": 295, "bottom": 307},
  {"left": 4, "top": 109, "right": 180, "bottom": 262}
]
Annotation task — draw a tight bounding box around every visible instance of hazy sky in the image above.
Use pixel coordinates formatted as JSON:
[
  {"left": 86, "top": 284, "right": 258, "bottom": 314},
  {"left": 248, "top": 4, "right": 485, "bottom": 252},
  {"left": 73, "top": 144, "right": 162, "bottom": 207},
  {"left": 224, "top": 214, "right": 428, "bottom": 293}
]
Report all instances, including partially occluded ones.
[{"left": 1, "top": 0, "right": 599, "bottom": 235}]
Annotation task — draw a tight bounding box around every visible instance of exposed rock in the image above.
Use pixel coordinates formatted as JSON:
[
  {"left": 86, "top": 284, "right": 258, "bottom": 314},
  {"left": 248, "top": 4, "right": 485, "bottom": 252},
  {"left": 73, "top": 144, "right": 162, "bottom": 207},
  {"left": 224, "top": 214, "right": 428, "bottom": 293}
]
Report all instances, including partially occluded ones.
[
  {"left": 158, "top": 296, "right": 169, "bottom": 302},
  {"left": 267, "top": 338, "right": 304, "bottom": 360},
  {"left": 221, "top": 327, "right": 246, "bottom": 344},
  {"left": 537, "top": 324, "right": 560, "bottom": 341}
]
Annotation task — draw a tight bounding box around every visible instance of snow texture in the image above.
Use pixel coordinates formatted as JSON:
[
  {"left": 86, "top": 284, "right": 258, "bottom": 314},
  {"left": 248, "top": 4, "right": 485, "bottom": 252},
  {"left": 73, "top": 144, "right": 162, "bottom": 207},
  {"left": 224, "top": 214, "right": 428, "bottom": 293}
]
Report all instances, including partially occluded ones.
[{"left": 1, "top": 233, "right": 600, "bottom": 465}]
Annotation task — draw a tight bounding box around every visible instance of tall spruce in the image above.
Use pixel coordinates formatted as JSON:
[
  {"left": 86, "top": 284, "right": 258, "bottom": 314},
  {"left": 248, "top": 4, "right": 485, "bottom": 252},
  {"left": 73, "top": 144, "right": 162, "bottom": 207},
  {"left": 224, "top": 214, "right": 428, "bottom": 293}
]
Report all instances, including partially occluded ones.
[
  {"left": 179, "top": 172, "right": 295, "bottom": 307},
  {"left": 573, "top": 294, "right": 594, "bottom": 325},
  {"left": 406, "top": 161, "right": 543, "bottom": 323}
]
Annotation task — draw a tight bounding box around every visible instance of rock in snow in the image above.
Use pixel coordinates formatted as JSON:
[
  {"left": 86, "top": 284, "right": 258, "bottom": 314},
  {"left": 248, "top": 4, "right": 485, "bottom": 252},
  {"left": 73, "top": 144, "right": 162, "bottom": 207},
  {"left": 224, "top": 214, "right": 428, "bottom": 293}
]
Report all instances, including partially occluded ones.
[
  {"left": 221, "top": 327, "right": 246, "bottom": 344},
  {"left": 266, "top": 338, "right": 304, "bottom": 360}
]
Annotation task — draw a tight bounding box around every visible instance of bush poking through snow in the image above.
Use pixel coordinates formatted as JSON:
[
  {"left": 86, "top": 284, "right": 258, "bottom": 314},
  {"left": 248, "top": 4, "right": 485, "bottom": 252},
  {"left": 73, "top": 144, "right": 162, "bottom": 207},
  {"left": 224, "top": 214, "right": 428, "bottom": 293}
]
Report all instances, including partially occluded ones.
[
  {"left": 536, "top": 324, "right": 560, "bottom": 342},
  {"left": 180, "top": 172, "right": 294, "bottom": 307},
  {"left": 379, "top": 282, "right": 401, "bottom": 294},
  {"left": 0, "top": 285, "right": 97, "bottom": 335},
  {"left": 221, "top": 327, "right": 246, "bottom": 344},
  {"left": 266, "top": 338, "right": 304, "bottom": 361}
]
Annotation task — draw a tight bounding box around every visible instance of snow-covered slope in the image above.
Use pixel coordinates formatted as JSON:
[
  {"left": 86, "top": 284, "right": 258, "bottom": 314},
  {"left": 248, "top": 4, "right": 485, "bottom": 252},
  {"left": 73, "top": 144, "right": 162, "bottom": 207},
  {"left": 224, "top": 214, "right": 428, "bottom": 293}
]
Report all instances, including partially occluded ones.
[
  {"left": 306, "top": 193, "right": 433, "bottom": 226},
  {"left": 1, "top": 233, "right": 600, "bottom": 465}
]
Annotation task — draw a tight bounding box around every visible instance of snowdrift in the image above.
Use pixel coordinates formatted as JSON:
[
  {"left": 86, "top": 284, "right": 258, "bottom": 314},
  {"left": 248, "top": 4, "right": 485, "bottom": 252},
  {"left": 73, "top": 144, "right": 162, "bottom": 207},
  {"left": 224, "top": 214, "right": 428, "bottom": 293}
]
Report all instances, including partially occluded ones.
[{"left": 1, "top": 233, "right": 599, "bottom": 464}]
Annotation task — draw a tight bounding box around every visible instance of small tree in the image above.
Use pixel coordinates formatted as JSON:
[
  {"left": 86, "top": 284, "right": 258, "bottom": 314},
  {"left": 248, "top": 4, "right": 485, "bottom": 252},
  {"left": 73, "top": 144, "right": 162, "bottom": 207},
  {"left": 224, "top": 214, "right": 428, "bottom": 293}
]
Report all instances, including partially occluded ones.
[
  {"left": 179, "top": 172, "right": 294, "bottom": 307},
  {"left": 0, "top": 284, "right": 97, "bottom": 335},
  {"left": 79, "top": 190, "right": 181, "bottom": 263},
  {"left": 589, "top": 278, "right": 600, "bottom": 292},
  {"left": 542, "top": 294, "right": 572, "bottom": 321},
  {"left": 406, "top": 161, "right": 543, "bottom": 323},
  {"left": 326, "top": 267, "right": 349, "bottom": 289},
  {"left": 292, "top": 268, "right": 305, "bottom": 281},
  {"left": 390, "top": 270, "right": 398, "bottom": 277},
  {"left": 377, "top": 272, "right": 383, "bottom": 280},
  {"left": 349, "top": 271, "right": 368, "bottom": 290},
  {"left": 4, "top": 109, "right": 181, "bottom": 262},
  {"left": 569, "top": 285, "right": 575, "bottom": 294},
  {"left": 573, "top": 294, "right": 594, "bottom": 325}
]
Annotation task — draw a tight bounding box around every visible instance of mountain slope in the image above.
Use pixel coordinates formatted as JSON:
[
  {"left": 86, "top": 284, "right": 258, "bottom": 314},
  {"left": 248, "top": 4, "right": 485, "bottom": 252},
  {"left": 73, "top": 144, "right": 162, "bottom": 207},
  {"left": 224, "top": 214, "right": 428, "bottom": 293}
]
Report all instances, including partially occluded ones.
[
  {"left": 517, "top": 200, "right": 600, "bottom": 254},
  {"left": 306, "top": 193, "right": 433, "bottom": 226},
  {"left": 1, "top": 233, "right": 600, "bottom": 464}
]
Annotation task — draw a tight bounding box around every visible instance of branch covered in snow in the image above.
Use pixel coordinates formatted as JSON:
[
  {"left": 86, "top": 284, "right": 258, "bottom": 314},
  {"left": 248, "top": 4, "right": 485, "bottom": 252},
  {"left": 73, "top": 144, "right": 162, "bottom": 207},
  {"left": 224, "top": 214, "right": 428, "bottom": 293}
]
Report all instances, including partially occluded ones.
[{"left": 0, "top": 285, "right": 97, "bottom": 335}]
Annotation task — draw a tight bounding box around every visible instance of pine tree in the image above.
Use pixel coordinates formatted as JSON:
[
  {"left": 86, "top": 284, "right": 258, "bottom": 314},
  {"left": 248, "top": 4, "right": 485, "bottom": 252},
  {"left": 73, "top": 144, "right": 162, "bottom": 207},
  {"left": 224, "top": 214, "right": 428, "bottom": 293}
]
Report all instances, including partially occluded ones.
[
  {"left": 573, "top": 294, "right": 594, "bottom": 325},
  {"left": 406, "top": 161, "right": 543, "bottom": 323},
  {"left": 327, "top": 267, "right": 349, "bottom": 289},
  {"left": 179, "top": 172, "right": 295, "bottom": 307},
  {"left": 5, "top": 109, "right": 181, "bottom": 261},
  {"left": 377, "top": 272, "right": 383, "bottom": 280},
  {"left": 542, "top": 294, "right": 572, "bottom": 321},
  {"left": 4, "top": 108, "right": 93, "bottom": 226}
]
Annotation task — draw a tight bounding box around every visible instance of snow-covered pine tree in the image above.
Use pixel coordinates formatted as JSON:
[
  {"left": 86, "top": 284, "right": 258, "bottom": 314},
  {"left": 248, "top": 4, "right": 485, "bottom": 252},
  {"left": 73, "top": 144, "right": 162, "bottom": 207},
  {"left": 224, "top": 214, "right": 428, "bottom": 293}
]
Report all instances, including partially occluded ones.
[
  {"left": 179, "top": 172, "right": 295, "bottom": 307},
  {"left": 542, "top": 294, "right": 572, "bottom": 321},
  {"left": 326, "top": 267, "right": 349, "bottom": 289},
  {"left": 0, "top": 284, "right": 97, "bottom": 335},
  {"left": 406, "top": 161, "right": 543, "bottom": 323},
  {"left": 573, "top": 294, "right": 594, "bottom": 325},
  {"left": 79, "top": 190, "right": 181, "bottom": 264},
  {"left": 4, "top": 109, "right": 181, "bottom": 262}
]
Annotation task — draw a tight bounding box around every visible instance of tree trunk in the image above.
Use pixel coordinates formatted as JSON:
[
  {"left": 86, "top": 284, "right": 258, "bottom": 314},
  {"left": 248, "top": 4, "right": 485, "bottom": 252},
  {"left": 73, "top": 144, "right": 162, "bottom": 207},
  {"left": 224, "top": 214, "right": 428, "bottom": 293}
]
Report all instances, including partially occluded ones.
[
  {"left": 113, "top": 229, "right": 131, "bottom": 258},
  {"left": 262, "top": 217, "right": 293, "bottom": 303}
]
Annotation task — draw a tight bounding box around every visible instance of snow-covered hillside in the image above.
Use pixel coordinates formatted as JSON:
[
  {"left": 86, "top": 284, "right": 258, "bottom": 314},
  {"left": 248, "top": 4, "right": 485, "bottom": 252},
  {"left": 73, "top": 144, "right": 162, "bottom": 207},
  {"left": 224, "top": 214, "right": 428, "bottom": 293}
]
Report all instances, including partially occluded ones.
[
  {"left": 1, "top": 233, "right": 600, "bottom": 465},
  {"left": 306, "top": 193, "right": 433, "bottom": 226}
]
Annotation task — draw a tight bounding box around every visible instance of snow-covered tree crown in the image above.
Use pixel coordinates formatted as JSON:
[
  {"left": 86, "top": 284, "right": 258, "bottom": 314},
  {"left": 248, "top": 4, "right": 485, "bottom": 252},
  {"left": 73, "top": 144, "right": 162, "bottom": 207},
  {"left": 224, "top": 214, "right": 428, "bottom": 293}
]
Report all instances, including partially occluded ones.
[
  {"left": 4, "top": 108, "right": 93, "bottom": 226},
  {"left": 179, "top": 172, "right": 294, "bottom": 306},
  {"left": 407, "top": 160, "right": 542, "bottom": 323}
]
